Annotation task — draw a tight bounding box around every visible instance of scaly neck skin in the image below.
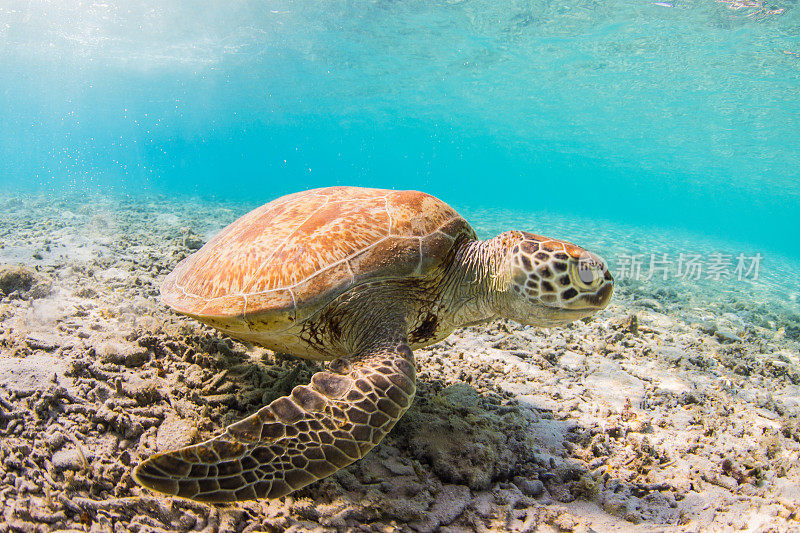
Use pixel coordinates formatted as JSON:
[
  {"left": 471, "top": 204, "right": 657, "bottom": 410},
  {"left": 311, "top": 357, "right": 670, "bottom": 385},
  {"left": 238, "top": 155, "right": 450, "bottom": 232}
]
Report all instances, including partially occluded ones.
[{"left": 442, "top": 234, "right": 516, "bottom": 328}]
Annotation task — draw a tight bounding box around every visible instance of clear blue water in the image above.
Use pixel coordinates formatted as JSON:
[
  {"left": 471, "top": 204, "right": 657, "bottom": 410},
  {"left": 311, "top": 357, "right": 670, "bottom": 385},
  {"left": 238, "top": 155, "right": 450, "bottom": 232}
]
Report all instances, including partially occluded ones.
[{"left": 1, "top": 0, "right": 799, "bottom": 258}]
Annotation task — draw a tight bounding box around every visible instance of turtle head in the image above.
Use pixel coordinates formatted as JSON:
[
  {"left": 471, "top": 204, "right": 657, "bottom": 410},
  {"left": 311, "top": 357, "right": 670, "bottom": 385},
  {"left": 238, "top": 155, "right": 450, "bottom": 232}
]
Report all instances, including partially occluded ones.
[{"left": 493, "top": 232, "right": 613, "bottom": 327}]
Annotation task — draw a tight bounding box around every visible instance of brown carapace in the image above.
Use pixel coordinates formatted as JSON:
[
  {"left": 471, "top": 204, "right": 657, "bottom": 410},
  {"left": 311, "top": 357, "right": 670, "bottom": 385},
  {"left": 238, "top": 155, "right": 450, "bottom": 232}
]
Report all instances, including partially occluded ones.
[{"left": 134, "top": 186, "right": 613, "bottom": 502}]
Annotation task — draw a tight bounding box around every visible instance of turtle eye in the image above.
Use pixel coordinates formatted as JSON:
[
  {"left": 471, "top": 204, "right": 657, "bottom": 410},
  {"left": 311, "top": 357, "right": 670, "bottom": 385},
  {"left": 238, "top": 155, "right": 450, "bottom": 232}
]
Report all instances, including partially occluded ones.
[
  {"left": 578, "top": 265, "right": 597, "bottom": 285},
  {"left": 573, "top": 259, "right": 603, "bottom": 289}
]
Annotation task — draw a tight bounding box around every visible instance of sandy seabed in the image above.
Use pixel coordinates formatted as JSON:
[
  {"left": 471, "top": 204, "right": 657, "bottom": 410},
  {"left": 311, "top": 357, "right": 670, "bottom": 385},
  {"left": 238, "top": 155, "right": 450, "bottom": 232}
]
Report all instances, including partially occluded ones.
[{"left": 1, "top": 193, "right": 799, "bottom": 532}]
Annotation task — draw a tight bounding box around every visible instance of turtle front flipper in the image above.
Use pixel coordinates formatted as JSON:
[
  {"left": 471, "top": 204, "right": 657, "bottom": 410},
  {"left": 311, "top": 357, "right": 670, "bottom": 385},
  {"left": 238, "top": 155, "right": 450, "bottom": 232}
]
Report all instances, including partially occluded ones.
[{"left": 133, "top": 341, "right": 416, "bottom": 502}]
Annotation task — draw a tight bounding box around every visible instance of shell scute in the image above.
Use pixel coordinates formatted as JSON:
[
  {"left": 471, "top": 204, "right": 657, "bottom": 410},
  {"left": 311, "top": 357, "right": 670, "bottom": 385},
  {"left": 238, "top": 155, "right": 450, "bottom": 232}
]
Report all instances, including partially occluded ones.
[
  {"left": 198, "top": 295, "right": 246, "bottom": 318},
  {"left": 348, "top": 237, "right": 422, "bottom": 284},
  {"left": 249, "top": 197, "right": 388, "bottom": 292},
  {"left": 386, "top": 190, "right": 456, "bottom": 236},
  {"left": 161, "top": 187, "right": 472, "bottom": 328},
  {"left": 420, "top": 232, "right": 456, "bottom": 276},
  {"left": 243, "top": 290, "right": 296, "bottom": 331},
  {"left": 292, "top": 260, "right": 353, "bottom": 306}
]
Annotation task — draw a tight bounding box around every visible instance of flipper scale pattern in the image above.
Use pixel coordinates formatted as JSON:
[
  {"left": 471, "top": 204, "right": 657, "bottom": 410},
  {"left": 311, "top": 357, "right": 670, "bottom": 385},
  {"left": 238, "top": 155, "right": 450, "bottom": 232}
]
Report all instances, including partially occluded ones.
[{"left": 134, "top": 342, "right": 416, "bottom": 502}]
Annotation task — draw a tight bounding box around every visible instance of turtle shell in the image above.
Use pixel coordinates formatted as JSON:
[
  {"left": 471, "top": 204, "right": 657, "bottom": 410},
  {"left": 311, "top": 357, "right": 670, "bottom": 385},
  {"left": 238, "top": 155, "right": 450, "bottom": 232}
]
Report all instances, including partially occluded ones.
[{"left": 161, "top": 186, "right": 475, "bottom": 333}]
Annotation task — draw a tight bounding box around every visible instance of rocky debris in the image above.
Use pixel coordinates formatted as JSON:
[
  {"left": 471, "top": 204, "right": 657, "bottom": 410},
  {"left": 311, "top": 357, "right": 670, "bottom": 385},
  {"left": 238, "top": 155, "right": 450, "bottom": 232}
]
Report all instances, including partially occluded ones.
[
  {"left": 697, "top": 320, "right": 717, "bottom": 335},
  {"left": 0, "top": 354, "right": 73, "bottom": 395},
  {"left": 396, "top": 383, "right": 536, "bottom": 491},
  {"left": 584, "top": 361, "right": 646, "bottom": 413},
  {"left": 715, "top": 328, "right": 742, "bottom": 344},
  {"left": 785, "top": 319, "right": 800, "bottom": 341},
  {"left": 633, "top": 297, "right": 662, "bottom": 311},
  {"left": 0, "top": 264, "right": 51, "bottom": 299},
  {"left": 559, "top": 350, "right": 586, "bottom": 372},
  {"left": 408, "top": 484, "right": 471, "bottom": 532},
  {"left": 513, "top": 476, "right": 546, "bottom": 497},
  {"left": 51, "top": 448, "right": 89, "bottom": 471},
  {"left": 156, "top": 413, "right": 198, "bottom": 451},
  {"left": 0, "top": 264, "right": 37, "bottom": 294},
  {"left": 610, "top": 313, "right": 638, "bottom": 335},
  {"left": 181, "top": 228, "right": 204, "bottom": 250},
  {"left": 95, "top": 339, "right": 150, "bottom": 367},
  {"left": 0, "top": 193, "right": 799, "bottom": 532},
  {"left": 25, "top": 332, "right": 60, "bottom": 352}
]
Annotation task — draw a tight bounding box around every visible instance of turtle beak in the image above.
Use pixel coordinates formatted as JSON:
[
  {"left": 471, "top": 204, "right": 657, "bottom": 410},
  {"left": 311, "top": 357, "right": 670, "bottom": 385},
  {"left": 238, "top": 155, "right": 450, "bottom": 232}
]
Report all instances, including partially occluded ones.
[{"left": 584, "top": 281, "right": 613, "bottom": 309}]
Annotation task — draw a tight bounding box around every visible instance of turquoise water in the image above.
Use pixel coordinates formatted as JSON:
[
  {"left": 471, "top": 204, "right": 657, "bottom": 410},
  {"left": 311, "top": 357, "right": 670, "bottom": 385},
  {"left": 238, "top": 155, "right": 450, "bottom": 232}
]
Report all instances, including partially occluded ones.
[{"left": 1, "top": 0, "right": 798, "bottom": 258}]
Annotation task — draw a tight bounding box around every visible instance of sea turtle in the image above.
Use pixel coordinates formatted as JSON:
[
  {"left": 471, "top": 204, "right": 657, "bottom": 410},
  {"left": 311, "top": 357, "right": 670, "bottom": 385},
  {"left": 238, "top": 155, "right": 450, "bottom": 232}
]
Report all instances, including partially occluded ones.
[{"left": 134, "top": 186, "right": 613, "bottom": 502}]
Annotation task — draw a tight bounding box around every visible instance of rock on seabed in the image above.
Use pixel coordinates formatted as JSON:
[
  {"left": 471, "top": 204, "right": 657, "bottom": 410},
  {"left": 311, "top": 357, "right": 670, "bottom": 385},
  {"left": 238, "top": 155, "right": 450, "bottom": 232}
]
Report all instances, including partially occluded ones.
[{"left": 0, "top": 194, "right": 799, "bottom": 531}]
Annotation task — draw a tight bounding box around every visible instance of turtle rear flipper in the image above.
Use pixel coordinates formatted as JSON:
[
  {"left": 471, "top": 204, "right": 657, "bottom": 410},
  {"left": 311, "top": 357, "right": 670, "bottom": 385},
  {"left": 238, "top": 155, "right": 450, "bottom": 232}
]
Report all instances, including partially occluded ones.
[{"left": 133, "top": 341, "right": 416, "bottom": 502}]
